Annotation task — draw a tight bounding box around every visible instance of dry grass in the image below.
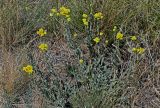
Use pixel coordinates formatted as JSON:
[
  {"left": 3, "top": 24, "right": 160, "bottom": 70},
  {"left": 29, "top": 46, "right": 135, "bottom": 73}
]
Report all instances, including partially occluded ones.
[{"left": 0, "top": 0, "right": 160, "bottom": 107}]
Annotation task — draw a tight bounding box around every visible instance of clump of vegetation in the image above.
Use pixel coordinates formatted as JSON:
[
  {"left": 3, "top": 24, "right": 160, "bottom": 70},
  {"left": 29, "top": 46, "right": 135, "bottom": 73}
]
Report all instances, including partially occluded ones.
[{"left": 0, "top": 0, "right": 160, "bottom": 108}]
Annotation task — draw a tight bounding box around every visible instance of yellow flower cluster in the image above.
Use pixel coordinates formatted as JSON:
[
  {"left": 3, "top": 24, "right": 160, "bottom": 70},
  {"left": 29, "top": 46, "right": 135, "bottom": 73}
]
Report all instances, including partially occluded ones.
[
  {"left": 50, "top": 6, "right": 71, "bottom": 22},
  {"left": 38, "top": 43, "right": 48, "bottom": 51},
  {"left": 37, "top": 28, "right": 47, "bottom": 37},
  {"left": 50, "top": 8, "right": 57, "bottom": 16},
  {"left": 82, "top": 14, "right": 88, "bottom": 18},
  {"left": 93, "top": 37, "right": 100, "bottom": 44},
  {"left": 82, "top": 13, "right": 88, "bottom": 26},
  {"left": 130, "top": 36, "right": 137, "bottom": 41},
  {"left": 50, "top": 8, "right": 60, "bottom": 16},
  {"left": 79, "top": 59, "right": 84, "bottom": 64},
  {"left": 60, "top": 6, "right": 70, "bottom": 16},
  {"left": 51, "top": 8, "right": 57, "bottom": 13},
  {"left": 23, "top": 65, "right": 33, "bottom": 74},
  {"left": 116, "top": 32, "right": 123, "bottom": 40},
  {"left": 132, "top": 47, "right": 145, "bottom": 54},
  {"left": 94, "top": 12, "right": 103, "bottom": 20},
  {"left": 99, "top": 32, "right": 104, "bottom": 36},
  {"left": 60, "top": 6, "right": 71, "bottom": 22}
]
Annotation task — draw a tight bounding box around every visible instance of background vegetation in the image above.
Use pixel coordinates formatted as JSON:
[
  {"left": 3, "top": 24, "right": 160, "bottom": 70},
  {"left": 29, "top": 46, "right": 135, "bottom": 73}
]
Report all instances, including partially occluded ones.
[{"left": 0, "top": 0, "right": 160, "bottom": 108}]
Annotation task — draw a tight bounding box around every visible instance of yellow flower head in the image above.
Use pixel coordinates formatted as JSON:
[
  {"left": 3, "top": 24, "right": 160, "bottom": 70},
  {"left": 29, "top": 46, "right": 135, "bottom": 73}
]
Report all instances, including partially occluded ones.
[
  {"left": 67, "top": 17, "right": 71, "bottom": 22},
  {"left": 59, "top": 6, "right": 70, "bottom": 16},
  {"left": 130, "top": 36, "right": 137, "bottom": 41},
  {"left": 132, "top": 48, "right": 137, "bottom": 53},
  {"left": 38, "top": 43, "right": 48, "bottom": 51},
  {"left": 132, "top": 47, "right": 145, "bottom": 54},
  {"left": 82, "top": 14, "right": 88, "bottom": 18},
  {"left": 93, "top": 37, "right": 100, "bottom": 44},
  {"left": 137, "top": 47, "right": 145, "bottom": 54},
  {"left": 99, "top": 32, "right": 104, "bottom": 36},
  {"left": 82, "top": 18, "right": 88, "bottom": 26},
  {"left": 116, "top": 32, "right": 123, "bottom": 40},
  {"left": 51, "top": 8, "right": 57, "bottom": 13},
  {"left": 23, "top": 65, "right": 33, "bottom": 74},
  {"left": 50, "top": 8, "right": 57, "bottom": 16},
  {"left": 84, "top": 22, "right": 88, "bottom": 26},
  {"left": 82, "top": 18, "right": 87, "bottom": 22},
  {"left": 79, "top": 59, "right": 84, "bottom": 64},
  {"left": 37, "top": 28, "right": 47, "bottom": 37},
  {"left": 94, "top": 12, "right": 103, "bottom": 20}
]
